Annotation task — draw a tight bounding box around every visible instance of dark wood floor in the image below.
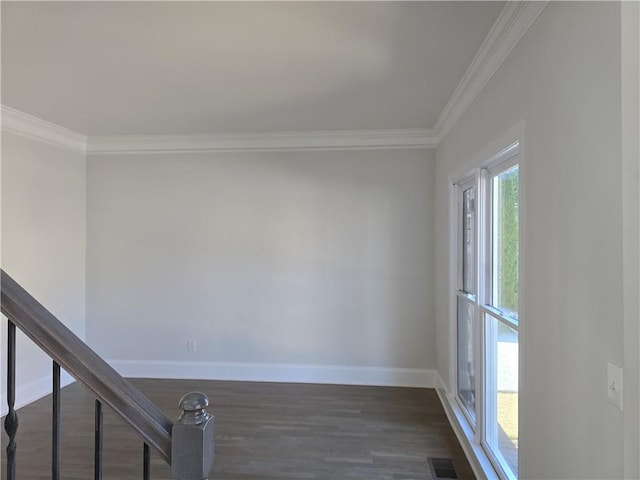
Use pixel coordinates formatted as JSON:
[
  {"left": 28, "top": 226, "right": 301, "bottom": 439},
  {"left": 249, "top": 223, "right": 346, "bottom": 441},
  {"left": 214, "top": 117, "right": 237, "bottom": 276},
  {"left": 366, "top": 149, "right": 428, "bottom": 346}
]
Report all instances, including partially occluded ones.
[{"left": 2, "top": 379, "right": 474, "bottom": 479}]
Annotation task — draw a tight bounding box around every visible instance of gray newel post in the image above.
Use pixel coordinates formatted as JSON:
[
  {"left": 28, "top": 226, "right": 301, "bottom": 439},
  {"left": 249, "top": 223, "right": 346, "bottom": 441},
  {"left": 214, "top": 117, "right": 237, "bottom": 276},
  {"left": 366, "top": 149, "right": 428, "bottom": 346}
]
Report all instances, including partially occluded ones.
[{"left": 171, "top": 392, "right": 215, "bottom": 480}]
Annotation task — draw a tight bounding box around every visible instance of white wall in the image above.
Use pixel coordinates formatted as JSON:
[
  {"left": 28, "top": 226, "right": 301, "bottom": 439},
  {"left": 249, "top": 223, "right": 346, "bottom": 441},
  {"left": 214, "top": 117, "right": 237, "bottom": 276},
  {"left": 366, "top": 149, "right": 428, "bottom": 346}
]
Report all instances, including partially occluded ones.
[
  {"left": 434, "top": 3, "right": 624, "bottom": 479},
  {"left": 87, "top": 148, "right": 436, "bottom": 385},
  {"left": 1, "top": 132, "right": 86, "bottom": 412}
]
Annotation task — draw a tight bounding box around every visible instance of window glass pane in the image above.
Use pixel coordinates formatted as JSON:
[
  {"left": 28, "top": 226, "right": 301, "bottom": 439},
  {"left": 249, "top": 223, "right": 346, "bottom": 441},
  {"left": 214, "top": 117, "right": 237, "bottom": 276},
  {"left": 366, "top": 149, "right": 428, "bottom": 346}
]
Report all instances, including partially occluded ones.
[
  {"left": 485, "top": 314, "right": 519, "bottom": 477},
  {"left": 462, "top": 186, "right": 476, "bottom": 294},
  {"left": 492, "top": 166, "right": 519, "bottom": 319},
  {"left": 457, "top": 296, "right": 476, "bottom": 421}
]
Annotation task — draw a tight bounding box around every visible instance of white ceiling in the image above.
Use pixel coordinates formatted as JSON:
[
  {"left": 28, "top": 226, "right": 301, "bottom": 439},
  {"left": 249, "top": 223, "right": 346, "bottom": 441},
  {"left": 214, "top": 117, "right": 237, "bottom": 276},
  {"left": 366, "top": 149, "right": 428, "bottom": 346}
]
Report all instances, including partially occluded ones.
[{"left": 2, "top": 1, "right": 504, "bottom": 136}]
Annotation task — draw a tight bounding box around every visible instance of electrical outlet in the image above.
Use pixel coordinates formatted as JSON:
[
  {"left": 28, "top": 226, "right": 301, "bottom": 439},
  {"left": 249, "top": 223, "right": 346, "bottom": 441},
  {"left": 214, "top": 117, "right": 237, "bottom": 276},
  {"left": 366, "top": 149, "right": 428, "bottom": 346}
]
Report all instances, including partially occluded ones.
[
  {"left": 607, "top": 362, "right": 623, "bottom": 411},
  {"left": 187, "top": 339, "right": 197, "bottom": 352}
]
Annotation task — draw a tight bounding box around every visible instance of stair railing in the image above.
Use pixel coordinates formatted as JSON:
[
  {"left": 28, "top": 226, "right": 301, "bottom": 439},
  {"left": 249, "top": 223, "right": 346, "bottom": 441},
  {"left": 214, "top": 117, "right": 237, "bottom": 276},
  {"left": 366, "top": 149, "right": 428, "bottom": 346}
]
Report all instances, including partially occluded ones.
[{"left": 1, "top": 269, "right": 215, "bottom": 480}]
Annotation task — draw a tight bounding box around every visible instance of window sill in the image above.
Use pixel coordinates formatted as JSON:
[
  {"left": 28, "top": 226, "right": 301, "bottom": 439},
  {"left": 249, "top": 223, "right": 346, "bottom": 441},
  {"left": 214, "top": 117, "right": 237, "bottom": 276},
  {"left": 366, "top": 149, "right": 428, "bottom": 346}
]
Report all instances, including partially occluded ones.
[{"left": 436, "top": 387, "right": 500, "bottom": 480}]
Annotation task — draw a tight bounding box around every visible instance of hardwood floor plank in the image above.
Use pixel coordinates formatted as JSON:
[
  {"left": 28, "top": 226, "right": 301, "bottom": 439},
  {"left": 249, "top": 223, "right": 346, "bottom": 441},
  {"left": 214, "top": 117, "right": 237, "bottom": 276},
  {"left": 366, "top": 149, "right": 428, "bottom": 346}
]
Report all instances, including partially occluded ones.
[{"left": 2, "top": 379, "right": 474, "bottom": 479}]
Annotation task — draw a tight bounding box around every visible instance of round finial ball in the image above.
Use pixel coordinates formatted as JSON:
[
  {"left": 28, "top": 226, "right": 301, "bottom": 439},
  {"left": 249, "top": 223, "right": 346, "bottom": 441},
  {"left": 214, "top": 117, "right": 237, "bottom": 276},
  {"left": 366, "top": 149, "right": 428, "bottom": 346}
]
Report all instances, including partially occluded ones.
[{"left": 179, "top": 391, "right": 209, "bottom": 412}]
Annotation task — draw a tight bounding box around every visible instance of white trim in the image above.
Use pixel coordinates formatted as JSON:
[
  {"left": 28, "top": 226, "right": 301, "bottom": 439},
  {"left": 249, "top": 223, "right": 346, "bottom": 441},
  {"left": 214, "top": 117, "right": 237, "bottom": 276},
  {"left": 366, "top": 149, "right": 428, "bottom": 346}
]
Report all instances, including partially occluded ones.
[
  {"left": 0, "top": 106, "right": 437, "bottom": 154},
  {"left": 434, "top": 1, "right": 547, "bottom": 142},
  {"left": 0, "top": 371, "right": 75, "bottom": 416},
  {"left": 87, "top": 129, "right": 437, "bottom": 155},
  {"left": 1, "top": 105, "right": 87, "bottom": 154},
  {"left": 107, "top": 359, "right": 438, "bottom": 388}
]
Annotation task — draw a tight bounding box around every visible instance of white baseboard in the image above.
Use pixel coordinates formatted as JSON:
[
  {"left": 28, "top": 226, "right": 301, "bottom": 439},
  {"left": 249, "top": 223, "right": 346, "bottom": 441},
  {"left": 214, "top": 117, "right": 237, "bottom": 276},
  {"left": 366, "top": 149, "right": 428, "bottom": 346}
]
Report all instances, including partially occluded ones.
[
  {"left": 435, "top": 371, "right": 448, "bottom": 390},
  {"left": 107, "top": 359, "right": 439, "bottom": 388},
  {"left": 0, "top": 370, "right": 75, "bottom": 416}
]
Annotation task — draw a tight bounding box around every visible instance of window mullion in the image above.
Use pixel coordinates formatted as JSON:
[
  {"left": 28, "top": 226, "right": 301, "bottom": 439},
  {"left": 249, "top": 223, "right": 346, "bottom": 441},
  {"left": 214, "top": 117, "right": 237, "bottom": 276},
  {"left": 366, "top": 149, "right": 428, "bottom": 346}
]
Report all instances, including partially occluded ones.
[{"left": 475, "top": 168, "right": 490, "bottom": 447}]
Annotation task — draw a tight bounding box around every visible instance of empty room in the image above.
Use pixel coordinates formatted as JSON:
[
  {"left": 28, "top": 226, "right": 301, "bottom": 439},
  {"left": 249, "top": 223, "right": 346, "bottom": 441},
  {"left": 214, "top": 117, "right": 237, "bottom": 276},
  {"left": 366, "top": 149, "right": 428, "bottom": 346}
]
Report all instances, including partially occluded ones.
[{"left": 1, "top": 1, "right": 639, "bottom": 479}]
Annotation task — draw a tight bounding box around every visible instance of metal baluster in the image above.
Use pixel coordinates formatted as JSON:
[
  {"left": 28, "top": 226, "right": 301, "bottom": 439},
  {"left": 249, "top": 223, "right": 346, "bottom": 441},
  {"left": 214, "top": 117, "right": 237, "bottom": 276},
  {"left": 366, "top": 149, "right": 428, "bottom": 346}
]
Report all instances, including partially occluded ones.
[
  {"left": 4, "top": 320, "right": 18, "bottom": 480},
  {"left": 52, "top": 361, "right": 61, "bottom": 480},
  {"left": 95, "top": 400, "right": 103, "bottom": 480},
  {"left": 143, "top": 443, "right": 150, "bottom": 480}
]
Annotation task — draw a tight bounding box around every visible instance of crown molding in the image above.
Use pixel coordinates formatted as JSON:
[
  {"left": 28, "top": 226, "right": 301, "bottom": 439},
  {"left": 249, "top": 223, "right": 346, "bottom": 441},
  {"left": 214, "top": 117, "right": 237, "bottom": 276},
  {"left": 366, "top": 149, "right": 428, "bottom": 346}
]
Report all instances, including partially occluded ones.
[
  {"left": 1, "top": 105, "right": 87, "bottom": 154},
  {"left": 87, "top": 129, "right": 437, "bottom": 154},
  {"left": 434, "top": 1, "right": 548, "bottom": 142},
  {"left": 1, "top": 105, "right": 436, "bottom": 154}
]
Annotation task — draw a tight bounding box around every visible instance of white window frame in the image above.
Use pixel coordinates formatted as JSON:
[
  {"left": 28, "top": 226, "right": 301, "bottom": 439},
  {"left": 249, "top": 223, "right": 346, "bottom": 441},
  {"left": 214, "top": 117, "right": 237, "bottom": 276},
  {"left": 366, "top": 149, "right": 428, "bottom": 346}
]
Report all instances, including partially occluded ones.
[{"left": 451, "top": 140, "right": 520, "bottom": 480}]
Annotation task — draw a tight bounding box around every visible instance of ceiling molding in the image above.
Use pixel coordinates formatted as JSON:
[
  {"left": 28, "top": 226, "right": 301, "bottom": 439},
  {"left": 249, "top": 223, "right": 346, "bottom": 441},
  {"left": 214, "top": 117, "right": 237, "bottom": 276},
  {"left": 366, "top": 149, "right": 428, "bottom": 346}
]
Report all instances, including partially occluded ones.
[
  {"left": 86, "top": 129, "right": 437, "bottom": 155},
  {"left": 1, "top": 105, "right": 87, "bottom": 154},
  {"left": 434, "top": 1, "right": 548, "bottom": 142},
  {"left": 2, "top": 104, "right": 436, "bottom": 154}
]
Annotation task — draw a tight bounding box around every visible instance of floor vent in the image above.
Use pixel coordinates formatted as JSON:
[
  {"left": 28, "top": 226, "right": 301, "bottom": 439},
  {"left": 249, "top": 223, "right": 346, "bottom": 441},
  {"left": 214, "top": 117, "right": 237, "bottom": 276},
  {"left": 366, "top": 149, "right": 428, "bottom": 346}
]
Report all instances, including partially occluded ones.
[{"left": 428, "top": 457, "right": 458, "bottom": 479}]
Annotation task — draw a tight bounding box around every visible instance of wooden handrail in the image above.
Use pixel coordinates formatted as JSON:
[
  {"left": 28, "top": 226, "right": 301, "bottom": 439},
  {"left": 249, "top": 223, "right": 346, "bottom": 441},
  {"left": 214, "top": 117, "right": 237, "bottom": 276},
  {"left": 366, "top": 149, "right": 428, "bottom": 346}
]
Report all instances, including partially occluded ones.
[{"left": 1, "top": 270, "right": 173, "bottom": 464}]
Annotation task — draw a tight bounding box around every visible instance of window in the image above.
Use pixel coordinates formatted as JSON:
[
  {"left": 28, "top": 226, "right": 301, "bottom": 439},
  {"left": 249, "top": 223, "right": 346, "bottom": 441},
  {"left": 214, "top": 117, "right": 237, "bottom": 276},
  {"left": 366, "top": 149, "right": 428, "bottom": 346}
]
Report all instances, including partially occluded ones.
[
  {"left": 457, "top": 179, "right": 477, "bottom": 423},
  {"left": 454, "top": 144, "right": 519, "bottom": 479}
]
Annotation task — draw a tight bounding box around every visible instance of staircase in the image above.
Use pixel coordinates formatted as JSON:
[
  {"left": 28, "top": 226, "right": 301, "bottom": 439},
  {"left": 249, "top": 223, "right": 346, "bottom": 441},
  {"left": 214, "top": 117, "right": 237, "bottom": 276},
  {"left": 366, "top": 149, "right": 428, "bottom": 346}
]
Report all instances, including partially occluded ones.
[{"left": 1, "top": 269, "right": 215, "bottom": 480}]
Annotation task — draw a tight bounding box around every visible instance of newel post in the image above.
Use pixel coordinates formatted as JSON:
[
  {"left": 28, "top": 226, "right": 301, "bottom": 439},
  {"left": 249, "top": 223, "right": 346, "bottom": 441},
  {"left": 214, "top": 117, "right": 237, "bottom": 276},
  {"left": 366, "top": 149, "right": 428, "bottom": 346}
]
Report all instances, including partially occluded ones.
[{"left": 171, "top": 392, "right": 214, "bottom": 480}]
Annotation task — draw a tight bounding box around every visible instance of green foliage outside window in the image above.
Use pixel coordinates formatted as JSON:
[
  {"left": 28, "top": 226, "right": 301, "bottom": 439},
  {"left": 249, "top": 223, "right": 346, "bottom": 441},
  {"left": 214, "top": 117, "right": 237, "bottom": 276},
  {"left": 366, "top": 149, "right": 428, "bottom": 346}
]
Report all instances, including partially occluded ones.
[{"left": 497, "top": 167, "right": 519, "bottom": 316}]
